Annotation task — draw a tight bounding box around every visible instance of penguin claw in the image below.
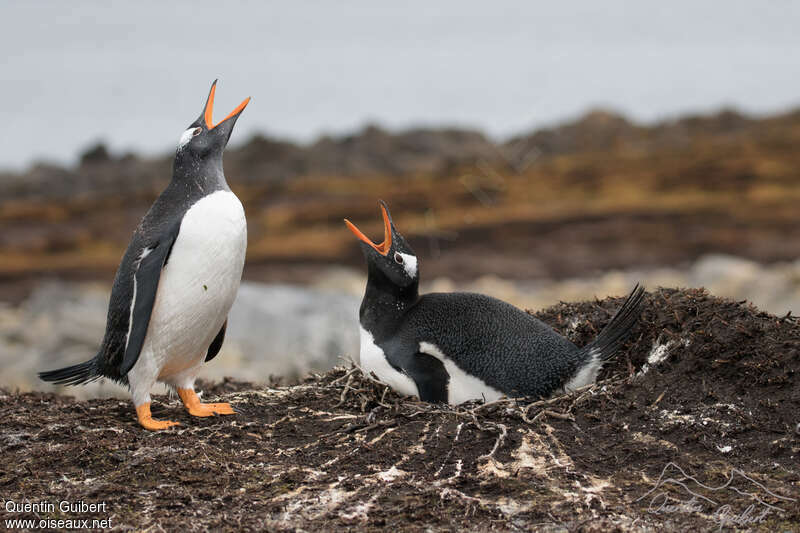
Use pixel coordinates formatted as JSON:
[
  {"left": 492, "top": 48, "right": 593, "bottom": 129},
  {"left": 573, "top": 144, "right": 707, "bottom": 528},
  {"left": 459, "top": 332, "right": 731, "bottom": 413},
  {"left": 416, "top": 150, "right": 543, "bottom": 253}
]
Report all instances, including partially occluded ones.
[
  {"left": 186, "top": 402, "right": 236, "bottom": 417},
  {"left": 135, "top": 403, "right": 181, "bottom": 431},
  {"left": 177, "top": 388, "right": 236, "bottom": 417},
  {"left": 140, "top": 418, "right": 181, "bottom": 431}
]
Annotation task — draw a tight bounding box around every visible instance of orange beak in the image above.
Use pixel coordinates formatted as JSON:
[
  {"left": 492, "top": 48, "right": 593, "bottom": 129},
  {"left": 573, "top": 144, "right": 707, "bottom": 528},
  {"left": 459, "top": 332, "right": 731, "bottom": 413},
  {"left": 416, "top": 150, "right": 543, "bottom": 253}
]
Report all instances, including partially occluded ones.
[
  {"left": 344, "top": 203, "right": 392, "bottom": 256},
  {"left": 204, "top": 81, "right": 251, "bottom": 130}
]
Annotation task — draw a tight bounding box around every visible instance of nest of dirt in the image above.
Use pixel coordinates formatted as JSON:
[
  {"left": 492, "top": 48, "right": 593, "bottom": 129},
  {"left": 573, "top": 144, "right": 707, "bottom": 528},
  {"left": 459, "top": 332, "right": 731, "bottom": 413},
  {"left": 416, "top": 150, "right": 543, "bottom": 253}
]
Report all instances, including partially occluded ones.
[{"left": 1, "top": 288, "right": 798, "bottom": 531}]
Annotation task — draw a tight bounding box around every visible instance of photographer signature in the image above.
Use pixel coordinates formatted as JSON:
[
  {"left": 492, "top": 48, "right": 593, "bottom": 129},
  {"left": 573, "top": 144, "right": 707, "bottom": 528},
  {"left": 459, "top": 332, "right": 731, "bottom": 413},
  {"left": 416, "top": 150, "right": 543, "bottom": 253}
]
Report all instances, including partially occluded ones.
[{"left": 634, "top": 462, "right": 796, "bottom": 530}]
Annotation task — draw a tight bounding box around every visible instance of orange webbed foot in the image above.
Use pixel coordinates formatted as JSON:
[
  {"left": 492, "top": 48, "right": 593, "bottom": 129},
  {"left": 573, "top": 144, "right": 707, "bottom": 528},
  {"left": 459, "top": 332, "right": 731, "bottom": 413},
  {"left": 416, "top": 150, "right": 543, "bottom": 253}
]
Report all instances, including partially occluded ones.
[
  {"left": 136, "top": 403, "right": 181, "bottom": 431},
  {"left": 178, "top": 389, "right": 237, "bottom": 417}
]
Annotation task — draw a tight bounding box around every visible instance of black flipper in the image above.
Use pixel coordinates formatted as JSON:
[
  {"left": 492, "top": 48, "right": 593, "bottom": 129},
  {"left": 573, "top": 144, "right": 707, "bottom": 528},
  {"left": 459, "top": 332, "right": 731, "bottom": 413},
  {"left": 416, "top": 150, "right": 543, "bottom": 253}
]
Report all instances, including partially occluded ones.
[
  {"left": 405, "top": 352, "right": 449, "bottom": 403},
  {"left": 206, "top": 320, "right": 227, "bottom": 362},
  {"left": 119, "top": 222, "right": 181, "bottom": 376}
]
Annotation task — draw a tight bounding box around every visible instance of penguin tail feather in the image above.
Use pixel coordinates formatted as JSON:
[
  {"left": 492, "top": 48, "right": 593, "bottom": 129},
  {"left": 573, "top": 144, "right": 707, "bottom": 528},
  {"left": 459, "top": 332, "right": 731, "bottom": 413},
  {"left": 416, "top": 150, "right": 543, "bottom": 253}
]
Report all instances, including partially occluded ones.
[
  {"left": 583, "top": 283, "right": 646, "bottom": 362},
  {"left": 38, "top": 356, "right": 101, "bottom": 386}
]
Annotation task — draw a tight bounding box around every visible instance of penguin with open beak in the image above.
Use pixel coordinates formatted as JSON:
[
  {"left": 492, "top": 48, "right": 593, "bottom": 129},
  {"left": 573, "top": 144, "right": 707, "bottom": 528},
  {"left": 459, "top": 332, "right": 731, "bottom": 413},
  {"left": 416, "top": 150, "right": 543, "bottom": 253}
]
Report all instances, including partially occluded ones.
[
  {"left": 40, "top": 81, "right": 251, "bottom": 430},
  {"left": 345, "top": 201, "right": 645, "bottom": 404}
]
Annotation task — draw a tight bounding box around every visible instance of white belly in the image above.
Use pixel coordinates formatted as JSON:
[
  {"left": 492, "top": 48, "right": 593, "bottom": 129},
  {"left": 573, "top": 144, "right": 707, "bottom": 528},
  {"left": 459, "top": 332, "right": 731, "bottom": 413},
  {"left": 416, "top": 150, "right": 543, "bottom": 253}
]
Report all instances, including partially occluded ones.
[
  {"left": 418, "top": 342, "right": 505, "bottom": 405},
  {"left": 359, "top": 326, "right": 419, "bottom": 398},
  {"left": 145, "top": 190, "right": 247, "bottom": 377}
]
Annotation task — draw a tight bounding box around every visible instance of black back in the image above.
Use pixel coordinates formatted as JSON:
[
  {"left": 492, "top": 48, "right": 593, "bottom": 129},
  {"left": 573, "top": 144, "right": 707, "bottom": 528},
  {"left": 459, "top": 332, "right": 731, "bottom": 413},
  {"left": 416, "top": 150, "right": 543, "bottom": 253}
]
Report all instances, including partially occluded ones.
[{"left": 372, "top": 292, "right": 584, "bottom": 399}]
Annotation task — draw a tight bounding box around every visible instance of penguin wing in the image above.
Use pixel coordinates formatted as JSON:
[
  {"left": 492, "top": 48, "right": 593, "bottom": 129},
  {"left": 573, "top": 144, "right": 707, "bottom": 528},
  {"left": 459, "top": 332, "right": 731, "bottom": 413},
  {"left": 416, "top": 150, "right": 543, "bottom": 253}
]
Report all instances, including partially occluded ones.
[
  {"left": 205, "top": 320, "right": 227, "bottom": 362},
  {"left": 383, "top": 343, "right": 449, "bottom": 403},
  {"left": 119, "top": 222, "right": 181, "bottom": 375},
  {"left": 404, "top": 352, "right": 449, "bottom": 403}
]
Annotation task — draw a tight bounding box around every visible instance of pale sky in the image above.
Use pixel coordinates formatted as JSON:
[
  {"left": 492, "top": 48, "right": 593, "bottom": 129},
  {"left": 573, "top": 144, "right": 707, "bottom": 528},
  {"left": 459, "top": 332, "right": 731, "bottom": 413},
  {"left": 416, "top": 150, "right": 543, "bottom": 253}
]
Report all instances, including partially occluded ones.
[{"left": 2, "top": 1, "right": 800, "bottom": 169}]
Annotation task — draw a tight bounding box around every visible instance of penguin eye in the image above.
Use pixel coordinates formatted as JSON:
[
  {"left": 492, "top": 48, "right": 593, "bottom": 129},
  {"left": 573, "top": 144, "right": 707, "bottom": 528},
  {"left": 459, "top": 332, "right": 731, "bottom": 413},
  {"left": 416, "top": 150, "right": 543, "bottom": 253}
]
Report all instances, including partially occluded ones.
[
  {"left": 394, "top": 252, "right": 404, "bottom": 264},
  {"left": 192, "top": 127, "right": 202, "bottom": 137}
]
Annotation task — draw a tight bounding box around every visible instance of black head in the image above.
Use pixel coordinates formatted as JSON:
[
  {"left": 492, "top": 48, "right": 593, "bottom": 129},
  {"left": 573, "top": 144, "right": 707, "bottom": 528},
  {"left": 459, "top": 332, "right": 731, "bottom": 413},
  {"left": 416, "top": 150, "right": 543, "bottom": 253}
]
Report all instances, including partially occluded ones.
[
  {"left": 345, "top": 201, "right": 419, "bottom": 289},
  {"left": 174, "top": 80, "right": 250, "bottom": 169}
]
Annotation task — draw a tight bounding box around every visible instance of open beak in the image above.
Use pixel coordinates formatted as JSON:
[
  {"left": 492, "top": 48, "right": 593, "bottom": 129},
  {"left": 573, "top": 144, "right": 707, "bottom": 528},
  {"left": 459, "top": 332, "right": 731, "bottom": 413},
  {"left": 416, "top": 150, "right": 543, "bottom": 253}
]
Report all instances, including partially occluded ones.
[
  {"left": 204, "top": 80, "right": 250, "bottom": 130},
  {"left": 344, "top": 203, "right": 392, "bottom": 255}
]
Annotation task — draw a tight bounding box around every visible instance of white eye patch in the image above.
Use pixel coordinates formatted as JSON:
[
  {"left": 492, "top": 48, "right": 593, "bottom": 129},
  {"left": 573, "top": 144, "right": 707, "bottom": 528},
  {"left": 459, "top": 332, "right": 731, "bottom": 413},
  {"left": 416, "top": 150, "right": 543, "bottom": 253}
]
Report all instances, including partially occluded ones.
[
  {"left": 398, "top": 252, "right": 417, "bottom": 278},
  {"left": 178, "top": 127, "right": 201, "bottom": 149},
  {"left": 178, "top": 128, "right": 195, "bottom": 149}
]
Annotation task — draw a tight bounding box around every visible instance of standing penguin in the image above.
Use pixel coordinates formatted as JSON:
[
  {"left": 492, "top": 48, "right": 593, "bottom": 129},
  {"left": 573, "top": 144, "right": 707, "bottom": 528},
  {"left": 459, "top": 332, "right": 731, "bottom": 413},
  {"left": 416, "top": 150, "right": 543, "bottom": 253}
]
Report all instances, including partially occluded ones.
[
  {"left": 344, "top": 201, "right": 645, "bottom": 404},
  {"left": 40, "top": 81, "right": 250, "bottom": 430}
]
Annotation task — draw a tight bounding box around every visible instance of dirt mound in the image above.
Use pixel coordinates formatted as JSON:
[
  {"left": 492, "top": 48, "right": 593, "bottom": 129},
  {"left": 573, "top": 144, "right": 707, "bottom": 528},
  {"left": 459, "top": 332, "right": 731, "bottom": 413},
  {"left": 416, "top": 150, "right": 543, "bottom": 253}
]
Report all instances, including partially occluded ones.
[{"left": 1, "top": 288, "right": 798, "bottom": 531}]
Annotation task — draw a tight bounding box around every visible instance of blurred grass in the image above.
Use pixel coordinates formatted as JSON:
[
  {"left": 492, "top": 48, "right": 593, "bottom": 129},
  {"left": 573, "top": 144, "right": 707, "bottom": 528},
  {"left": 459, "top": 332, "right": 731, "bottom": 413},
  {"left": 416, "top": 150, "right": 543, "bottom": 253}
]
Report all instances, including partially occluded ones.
[{"left": 1, "top": 108, "right": 799, "bottom": 280}]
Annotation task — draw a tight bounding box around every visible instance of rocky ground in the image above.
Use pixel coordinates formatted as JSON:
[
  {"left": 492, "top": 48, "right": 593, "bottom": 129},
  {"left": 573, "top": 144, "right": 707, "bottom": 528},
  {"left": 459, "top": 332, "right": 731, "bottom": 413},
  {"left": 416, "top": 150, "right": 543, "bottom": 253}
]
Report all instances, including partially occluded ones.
[{"left": 2, "top": 288, "right": 797, "bottom": 531}]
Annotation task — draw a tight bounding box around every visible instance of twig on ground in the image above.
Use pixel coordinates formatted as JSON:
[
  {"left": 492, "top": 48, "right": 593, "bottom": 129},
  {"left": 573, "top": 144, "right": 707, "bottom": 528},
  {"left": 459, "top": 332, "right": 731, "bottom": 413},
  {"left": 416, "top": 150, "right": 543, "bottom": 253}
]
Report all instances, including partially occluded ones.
[
  {"left": 478, "top": 422, "right": 508, "bottom": 462},
  {"left": 334, "top": 373, "right": 355, "bottom": 408}
]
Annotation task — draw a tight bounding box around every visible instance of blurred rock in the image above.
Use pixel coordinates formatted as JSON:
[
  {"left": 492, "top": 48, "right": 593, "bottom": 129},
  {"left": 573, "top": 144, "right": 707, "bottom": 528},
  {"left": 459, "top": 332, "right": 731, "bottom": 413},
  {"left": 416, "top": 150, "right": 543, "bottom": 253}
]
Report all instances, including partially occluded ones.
[
  {"left": 0, "top": 280, "right": 359, "bottom": 398},
  {"left": 688, "top": 254, "right": 800, "bottom": 315},
  {"left": 224, "top": 284, "right": 360, "bottom": 379},
  {"left": 505, "top": 109, "right": 637, "bottom": 156},
  {"left": 79, "top": 142, "right": 112, "bottom": 165},
  {"left": 3, "top": 107, "right": 791, "bottom": 201},
  {"left": 0, "top": 282, "right": 117, "bottom": 398}
]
